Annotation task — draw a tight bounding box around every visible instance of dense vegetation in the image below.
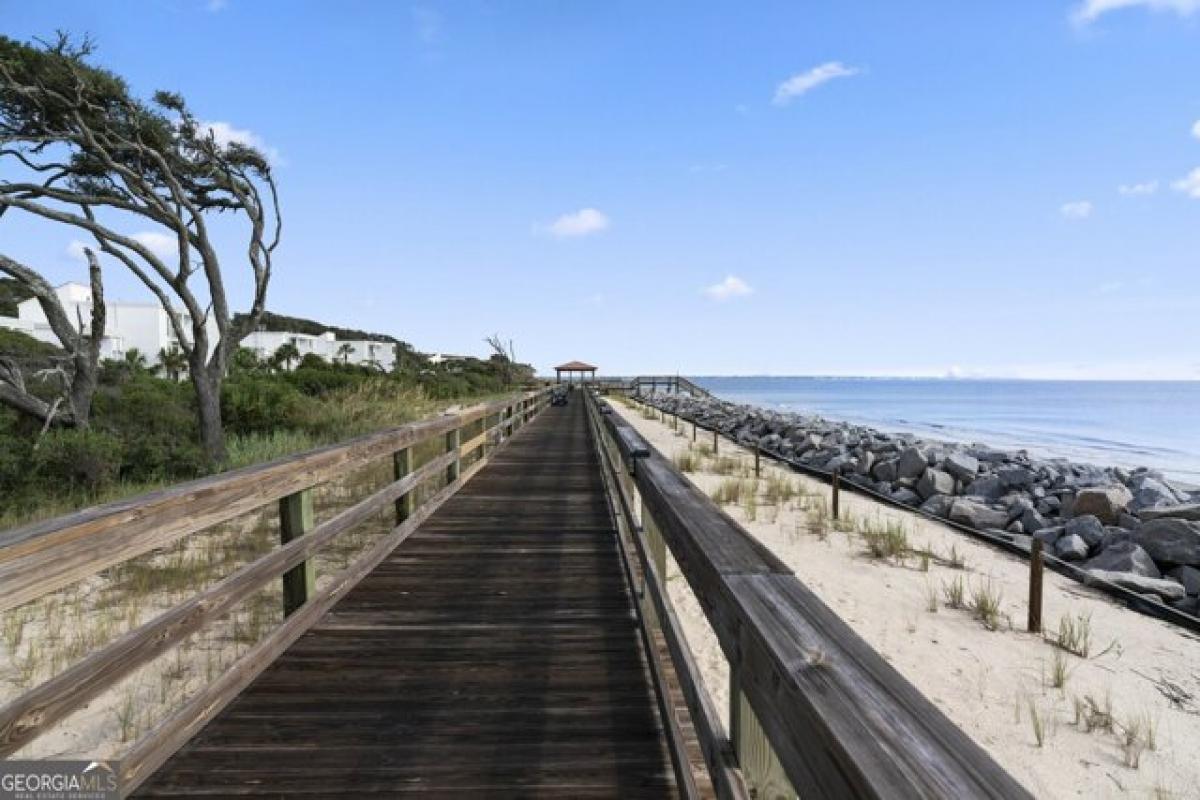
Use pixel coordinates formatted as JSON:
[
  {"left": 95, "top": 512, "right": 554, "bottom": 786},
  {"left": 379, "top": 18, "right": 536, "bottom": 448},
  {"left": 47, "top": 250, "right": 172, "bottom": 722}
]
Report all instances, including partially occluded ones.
[{"left": 0, "top": 335, "right": 534, "bottom": 527}]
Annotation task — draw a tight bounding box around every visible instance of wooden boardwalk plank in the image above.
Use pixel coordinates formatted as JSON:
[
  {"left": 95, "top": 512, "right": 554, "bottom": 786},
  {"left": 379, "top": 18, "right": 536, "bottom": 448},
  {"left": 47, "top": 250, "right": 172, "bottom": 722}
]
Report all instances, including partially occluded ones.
[{"left": 136, "top": 398, "right": 679, "bottom": 798}]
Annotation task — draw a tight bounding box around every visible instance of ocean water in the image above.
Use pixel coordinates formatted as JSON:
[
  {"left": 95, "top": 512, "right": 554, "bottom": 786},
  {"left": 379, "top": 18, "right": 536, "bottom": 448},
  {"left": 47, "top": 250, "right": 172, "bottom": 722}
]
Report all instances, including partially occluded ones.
[{"left": 690, "top": 377, "right": 1200, "bottom": 483}]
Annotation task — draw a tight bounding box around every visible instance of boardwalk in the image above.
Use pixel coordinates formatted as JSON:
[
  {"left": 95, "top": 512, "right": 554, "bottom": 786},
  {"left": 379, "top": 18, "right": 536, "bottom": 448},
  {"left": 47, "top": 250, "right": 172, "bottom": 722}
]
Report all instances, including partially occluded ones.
[{"left": 137, "top": 398, "right": 680, "bottom": 798}]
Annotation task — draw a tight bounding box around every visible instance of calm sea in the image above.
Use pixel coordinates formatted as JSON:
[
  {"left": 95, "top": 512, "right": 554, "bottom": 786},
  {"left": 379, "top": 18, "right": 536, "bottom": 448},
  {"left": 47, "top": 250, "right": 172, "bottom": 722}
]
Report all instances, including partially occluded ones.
[{"left": 690, "top": 377, "right": 1200, "bottom": 483}]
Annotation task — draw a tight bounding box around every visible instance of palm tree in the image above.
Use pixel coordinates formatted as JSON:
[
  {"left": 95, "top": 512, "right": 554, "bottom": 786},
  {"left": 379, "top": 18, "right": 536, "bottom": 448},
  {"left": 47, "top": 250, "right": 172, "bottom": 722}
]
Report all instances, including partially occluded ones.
[
  {"left": 157, "top": 346, "right": 188, "bottom": 381},
  {"left": 123, "top": 348, "right": 149, "bottom": 374},
  {"left": 273, "top": 341, "right": 301, "bottom": 371},
  {"left": 336, "top": 342, "right": 354, "bottom": 365}
]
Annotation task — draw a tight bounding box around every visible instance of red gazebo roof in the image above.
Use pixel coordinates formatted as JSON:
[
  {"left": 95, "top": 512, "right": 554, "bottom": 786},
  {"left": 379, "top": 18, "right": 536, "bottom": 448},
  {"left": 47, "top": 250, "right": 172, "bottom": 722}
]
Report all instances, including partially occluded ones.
[{"left": 555, "top": 361, "right": 597, "bottom": 371}]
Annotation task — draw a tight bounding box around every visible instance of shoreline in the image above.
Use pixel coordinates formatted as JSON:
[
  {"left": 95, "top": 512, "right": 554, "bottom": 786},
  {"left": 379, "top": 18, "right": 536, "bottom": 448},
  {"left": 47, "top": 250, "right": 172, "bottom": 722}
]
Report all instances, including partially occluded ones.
[
  {"left": 637, "top": 391, "right": 1200, "bottom": 619},
  {"left": 689, "top": 377, "right": 1200, "bottom": 484}
]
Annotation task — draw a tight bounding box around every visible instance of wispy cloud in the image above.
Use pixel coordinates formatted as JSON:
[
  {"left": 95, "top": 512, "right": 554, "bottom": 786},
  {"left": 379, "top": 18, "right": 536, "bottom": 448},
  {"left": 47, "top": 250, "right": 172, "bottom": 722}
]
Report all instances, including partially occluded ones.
[
  {"left": 411, "top": 6, "right": 441, "bottom": 44},
  {"left": 1098, "top": 280, "right": 1125, "bottom": 294},
  {"left": 1173, "top": 167, "right": 1200, "bottom": 197},
  {"left": 1118, "top": 180, "right": 1158, "bottom": 195},
  {"left": 199, "top": 120, "right": 282, "bottom": 165},
  {"left": 1192, "top": 119, "right": 1200, "bottom": 140},
  {"left": 703, "top": 275, "right": 753, "bottom": 301},
  {"left": 206, "top": 0, "right": 228, "bottom": 11},
  {"left": 1072, "top": 0, "right": 1200, "bottom": 24},
  {"left": 68, "top": 232, "right": 178, "bottom": 263},
  {"left": 1060, "top": 200, "right": 1093, "bottom": 219},
  {"left": 537, "top": 208, "right": 610, "bottom": 239},
  {"left": 772, "top": 62, "right": 861, "bottom": 106}
]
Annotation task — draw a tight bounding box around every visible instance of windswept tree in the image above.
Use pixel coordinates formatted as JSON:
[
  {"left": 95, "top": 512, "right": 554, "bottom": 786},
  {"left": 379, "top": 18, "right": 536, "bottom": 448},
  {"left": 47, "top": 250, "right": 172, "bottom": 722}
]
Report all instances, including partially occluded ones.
[
  {"left": 336, "top": 342, "right": 353, "bottom": 365},
  {"left": 0, "top": 249, "right": 105, "bottom": 428},
  {"left": 0, "top": 34, "right": 281, "bottom": 463}
]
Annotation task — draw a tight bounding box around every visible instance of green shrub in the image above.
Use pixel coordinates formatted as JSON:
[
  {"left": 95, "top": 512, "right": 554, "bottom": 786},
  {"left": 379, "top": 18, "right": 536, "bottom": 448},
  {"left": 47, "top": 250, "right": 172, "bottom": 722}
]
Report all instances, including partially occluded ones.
[
  {"left": 31, "top": 429, "right": 123, "bottom": 491},
  {"left": 286, "top": 366, "right": 361, "bottom": 397},
  {"left": 222, "top": 375, "right": 306, "bottom": 435}
]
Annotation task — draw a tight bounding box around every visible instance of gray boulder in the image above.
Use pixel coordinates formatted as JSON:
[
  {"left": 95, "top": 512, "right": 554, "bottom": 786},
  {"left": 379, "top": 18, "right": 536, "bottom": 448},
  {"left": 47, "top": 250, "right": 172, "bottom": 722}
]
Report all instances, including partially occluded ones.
[
  {"left": 1128, "top": 473, "right": 1184, "bottom": 510},
  {"left": 920, "top": 494, "right": 956, "bottom": 518},
  {"left": 917, "top": 468, "right": 955, "bottom": 500},
  {"left": 1072, "top": 484, "right": 1133, "bottom": 525},
  {"left": 1139, "top": 503, "right": 1200, "bottom": 522},
  {"left": 964, "top": 475, "right": 1005, "bottom": 500},
  {"left": 942, "top": 452, "right": 980, "bottom": 482},
  {"left": 997, "top": 465, "right": 1036, "bottom": 489},
  {"left": 892, "top": 487, "right": 922, "bottom": 506},
  {"left": 949, "top": 499, "right": 1011, "bottom": 530},
  {"left": 1020, "top": 507, "right": 1048, "bottom": 533},
  {"left": 1033, "top": 526, "right": 1063, "bottom": 548},
  {"left": 1083, "top": 541, "right": 1160, "bottom": 577},
  {"left": 896, "top": 447, "right": 928, "bottom": 481},
  {"left": 1056, "top": 534, "right": 1089, "bottom": 561},
  {"left": 1064, "top": 515, "right": 1106, "bottom": 549},
  {"left": 1135, "top": 518, "right": 1200, "bottom": 567},
  {"left": 1086, "top": 569, "right": 1186, "bottom": 601},
  {"left": 1167, "top": 565, "right": 1200, "bottom": 596},
  {"left": 872, "top": 459, "right": 898, "bottom": 483}
]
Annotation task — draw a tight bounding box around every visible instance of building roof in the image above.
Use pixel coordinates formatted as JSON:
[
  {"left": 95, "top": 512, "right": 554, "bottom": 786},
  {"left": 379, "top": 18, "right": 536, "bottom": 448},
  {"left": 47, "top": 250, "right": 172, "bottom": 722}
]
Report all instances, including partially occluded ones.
[{"left": 555, "top": 360, "right": 597, "bottom": 371}]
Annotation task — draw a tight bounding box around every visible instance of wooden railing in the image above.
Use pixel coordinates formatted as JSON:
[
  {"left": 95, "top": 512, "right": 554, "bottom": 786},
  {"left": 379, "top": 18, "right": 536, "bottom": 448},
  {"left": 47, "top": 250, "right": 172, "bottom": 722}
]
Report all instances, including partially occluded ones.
[
  {"left": 0, "top": 388, "right": 547, "bottom": 794},
  {"left": 583, "top": 390, "right": 1030, "bottom": 799}
]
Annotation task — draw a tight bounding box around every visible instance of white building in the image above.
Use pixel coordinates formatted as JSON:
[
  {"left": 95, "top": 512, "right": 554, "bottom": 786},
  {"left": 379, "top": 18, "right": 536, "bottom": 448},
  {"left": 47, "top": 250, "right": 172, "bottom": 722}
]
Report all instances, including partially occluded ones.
[
  {"left": 0, "top": 282, "right": 216, "bottom": 365},
  {"left": 0, "top": 282, "right": 396, "bottom": 371},
  {"left": 236, "top": 330, "right": 397, "bottom": 371}
]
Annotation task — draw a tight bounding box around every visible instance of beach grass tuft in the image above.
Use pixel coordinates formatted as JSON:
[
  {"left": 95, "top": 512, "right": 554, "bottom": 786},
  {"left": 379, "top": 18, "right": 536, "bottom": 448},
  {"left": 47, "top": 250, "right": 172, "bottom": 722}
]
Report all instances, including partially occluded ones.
[
  {"left": 1052, "top": 611, "right": 1092, "bottom": 658},
  {"left": 969, "top": 579, "right": 1004, "bottom": 631}
]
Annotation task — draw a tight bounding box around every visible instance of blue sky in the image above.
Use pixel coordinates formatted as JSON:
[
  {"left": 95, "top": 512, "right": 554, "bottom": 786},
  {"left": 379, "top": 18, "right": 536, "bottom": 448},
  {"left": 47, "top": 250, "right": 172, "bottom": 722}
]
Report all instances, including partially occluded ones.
[{"left": 2, "top": 0, "right": 1199, "bottom": 378}]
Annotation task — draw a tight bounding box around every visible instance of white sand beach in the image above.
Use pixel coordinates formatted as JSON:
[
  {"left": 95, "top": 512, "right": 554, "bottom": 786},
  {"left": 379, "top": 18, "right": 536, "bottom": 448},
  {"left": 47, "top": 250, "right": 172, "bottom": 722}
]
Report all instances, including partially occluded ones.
[{"left": 610, "top": 398, "right": 1200, "bottom": 800}]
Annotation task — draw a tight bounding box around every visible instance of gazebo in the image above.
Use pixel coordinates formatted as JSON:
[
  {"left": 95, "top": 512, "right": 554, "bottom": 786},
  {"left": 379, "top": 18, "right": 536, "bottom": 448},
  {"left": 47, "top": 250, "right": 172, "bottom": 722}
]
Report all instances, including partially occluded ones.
[{"left": 555, "top": 360, "right": 597, "bottom": 384}]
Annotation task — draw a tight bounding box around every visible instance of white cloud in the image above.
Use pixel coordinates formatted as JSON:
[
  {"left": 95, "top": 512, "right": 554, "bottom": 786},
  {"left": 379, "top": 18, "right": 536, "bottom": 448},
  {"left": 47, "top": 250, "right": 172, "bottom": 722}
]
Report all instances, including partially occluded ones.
[
  {"left": 1060, "top": 200, "right": 1093, "bottom": 219},
  {"left": 1173, "top": 167, "right": 1200, "bottom": 197},
  {"left": 1192, "top": 119, "right": 1200, "bottom": 140},
  {"left": 538, "top": 208, "right": 610, "bottom": 238},
  {"left": 772, "top": 62, "right": 861, "bottom": 106},
  {"left": 131, "top": 232, "right": 180, "bottom": 261},
  {"left": 1072, "top": 0, "right": 1200, "bottom": 24},
  {"left": 1118, "top": 180, "right": 1158, "bottom": 195},
  {"left": 1098, "top": 280, "right": 1125, "bottom": 294},
  {"left": 703, "top": 275, "right": 753, "bottom": 301},
  {"left": 198, "top": 120, "right": 282, "bottom": 165},
  {"left": 206, "top": 0, "right": 228, "bottom": 11},
  {"left": 66, "top": 233, "right": 177, "bottom": 263}
]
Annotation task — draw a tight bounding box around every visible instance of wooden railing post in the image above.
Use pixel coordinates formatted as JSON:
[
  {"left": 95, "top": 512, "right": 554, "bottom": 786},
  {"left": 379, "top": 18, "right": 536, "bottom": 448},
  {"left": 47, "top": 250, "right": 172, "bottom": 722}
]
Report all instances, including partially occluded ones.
[
  {"left": 393, "top": 447, "right": 414, "bottom": 524},
  {"left": 730, "top": 669, "right": 797, "bottom": 799},
  {"left": 831, "top": 471, "right": 840, "bottom": 520},
  {"left": 446, "top": 423, "right": 461, "bottom": 484},
  {"left": 1028, "top": 538, "right": 1044, "bottom": 633},
  {"left": 712, "top": 428, "right": 719, "bottom": 454},
  {"left": 278, "top": 489, "right": 316, "bottom": 616},
  {"left": 754, "top": 445, "right": 761, "bottom": 478}
]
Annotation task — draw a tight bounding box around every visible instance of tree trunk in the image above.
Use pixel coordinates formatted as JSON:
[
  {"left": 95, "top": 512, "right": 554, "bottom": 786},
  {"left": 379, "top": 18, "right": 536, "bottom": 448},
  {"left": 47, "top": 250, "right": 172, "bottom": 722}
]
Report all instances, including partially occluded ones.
[
  {"left": 191, "top": 365, "right": 227, "bottom": 466},
  {"left": 67, "top": 360, "right": 96, "bottom": 428}
]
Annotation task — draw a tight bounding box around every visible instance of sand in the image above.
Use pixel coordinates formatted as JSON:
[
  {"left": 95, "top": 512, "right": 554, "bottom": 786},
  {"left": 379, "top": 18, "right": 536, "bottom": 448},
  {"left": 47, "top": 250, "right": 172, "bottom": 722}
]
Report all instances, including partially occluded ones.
[{"left": 610, "top": 399, "right": 1200, "bottom": 800}]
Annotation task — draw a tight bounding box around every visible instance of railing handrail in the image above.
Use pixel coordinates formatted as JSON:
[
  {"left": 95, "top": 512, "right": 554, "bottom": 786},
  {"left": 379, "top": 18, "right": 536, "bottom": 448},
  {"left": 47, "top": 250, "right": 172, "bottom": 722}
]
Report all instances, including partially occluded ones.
[
  {"left": 585, "top": 390, "right": 1030, "bottom": 799},
  {"left": 0, "top": 390, "right": 542, "bottom": 614}
]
